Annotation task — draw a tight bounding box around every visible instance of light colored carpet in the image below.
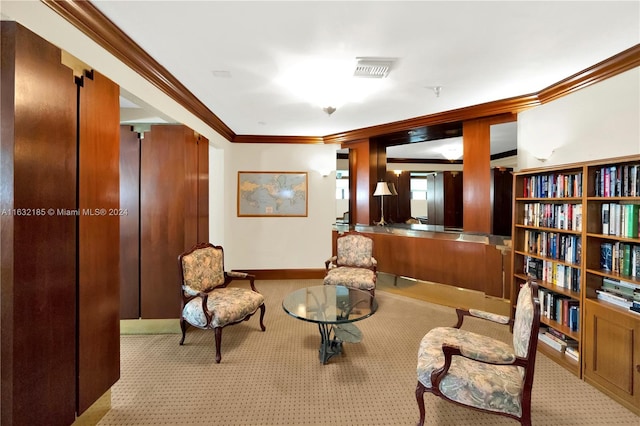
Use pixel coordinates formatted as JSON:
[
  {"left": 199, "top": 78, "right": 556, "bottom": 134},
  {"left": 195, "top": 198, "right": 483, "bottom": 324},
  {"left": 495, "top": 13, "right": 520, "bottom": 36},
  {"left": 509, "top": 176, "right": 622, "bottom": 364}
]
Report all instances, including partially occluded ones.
[{"left": 98, "top": 279, "right": 638, "bottom": 425}]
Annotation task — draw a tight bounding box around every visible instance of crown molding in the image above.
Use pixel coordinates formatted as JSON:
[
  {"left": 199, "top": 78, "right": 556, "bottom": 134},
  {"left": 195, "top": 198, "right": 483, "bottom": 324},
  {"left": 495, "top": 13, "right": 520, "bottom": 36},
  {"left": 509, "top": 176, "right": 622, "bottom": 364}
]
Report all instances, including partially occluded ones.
[
  {"left": 538, "top": 44, "right": 640, "bottom": 104},
  {"left": 42, "top": 1, "right": 639, "bottom": 145},
  {"left": 232, "top": 135, "right": 325, "bottom": 144},
  {"left": 41, "top": 0, "right": 235, "bottom": 141}
]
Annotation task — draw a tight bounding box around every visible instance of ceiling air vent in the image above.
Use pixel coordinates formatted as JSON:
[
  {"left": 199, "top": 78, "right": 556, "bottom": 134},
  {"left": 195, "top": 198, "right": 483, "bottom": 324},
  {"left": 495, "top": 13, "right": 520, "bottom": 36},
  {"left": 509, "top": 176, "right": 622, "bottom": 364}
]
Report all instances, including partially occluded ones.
[{"left": 353, "top": 57, "right": 395, "bottom": 78}]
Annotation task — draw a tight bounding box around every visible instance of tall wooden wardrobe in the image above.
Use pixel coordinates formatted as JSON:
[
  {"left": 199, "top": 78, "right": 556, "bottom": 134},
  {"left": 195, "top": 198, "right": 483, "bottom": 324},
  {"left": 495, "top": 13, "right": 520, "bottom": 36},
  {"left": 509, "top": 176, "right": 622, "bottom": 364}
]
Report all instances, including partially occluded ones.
[
  {"left": 1, "top": 22, "right": 120, "bottom": 425},
  {"left": 119, "top": 124, "right": 209, "bottom": 320}
]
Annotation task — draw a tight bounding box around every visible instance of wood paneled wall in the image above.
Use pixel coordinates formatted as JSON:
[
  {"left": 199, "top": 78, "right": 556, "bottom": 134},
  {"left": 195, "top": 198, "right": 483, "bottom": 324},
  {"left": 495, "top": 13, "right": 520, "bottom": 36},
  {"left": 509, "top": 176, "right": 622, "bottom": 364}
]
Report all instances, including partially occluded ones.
[
  {"left": 197, "top": 135, "right": 209, "bottom": 243},
  {"left": 77, "top": 70, "right": 121, "bottom": 414},
  {"left": 334, "top": 230, "right": 505, "bottom": 298},
  {"left": 2, "top": 23, "right": 122, "bottom": 424},
  {"left": 119, "top": 126, "right": 141, "bottom": 319},
  {"left": 140, "top": 125, "right": 208, "bottom": 319},
  {"left": 1, "top": 22, "right": 78, "bottom": 426}
]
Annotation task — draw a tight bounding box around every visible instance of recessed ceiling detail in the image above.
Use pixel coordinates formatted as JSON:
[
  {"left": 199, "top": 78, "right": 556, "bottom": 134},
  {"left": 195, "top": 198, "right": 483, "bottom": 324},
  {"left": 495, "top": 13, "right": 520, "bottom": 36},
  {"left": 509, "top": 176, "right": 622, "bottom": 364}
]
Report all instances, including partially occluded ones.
[{"left": 353, "top": 57, "right": 396, "bottom": 78}]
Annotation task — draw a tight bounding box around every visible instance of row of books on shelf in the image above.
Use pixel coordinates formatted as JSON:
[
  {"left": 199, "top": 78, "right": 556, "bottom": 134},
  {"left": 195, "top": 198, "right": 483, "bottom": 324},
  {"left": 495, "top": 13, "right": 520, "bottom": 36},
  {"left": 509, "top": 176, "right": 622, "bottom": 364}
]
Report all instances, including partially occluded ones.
[
  {"left": 522, "top": 202, "right": 582, "bottom": 231},
  {"left": 522, "top": 172, "right": 583, "bottom": 199},
  {"left": 601, "top": 202, "right": 640, "bottom": 238},
  {"left": 538, "top": 287, "right": 580, "bottom": 332},
  {"left": 525, "top": 258, "right": 581, "bottom": 292},
  {"left": 537, "top": 327, "right": 579, "bottom": 361},
  {"left": 600, "top": 242, "right": 640, "bottom": 277},
  {"left": 594, "top": 163, "right": 640, "bottom": 197},
  {"left": 595, "top": 278, "right": 640, "bottom": 316},
  {"left": 523, "top": 230, "right": 582, "bottom": 264}
]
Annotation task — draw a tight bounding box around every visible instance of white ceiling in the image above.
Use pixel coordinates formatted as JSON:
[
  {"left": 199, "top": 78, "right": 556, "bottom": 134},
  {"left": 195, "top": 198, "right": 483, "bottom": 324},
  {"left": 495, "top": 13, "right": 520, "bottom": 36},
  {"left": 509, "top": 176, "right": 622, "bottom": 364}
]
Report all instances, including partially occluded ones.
[{"left": 94, "top": 1, "right": 639, "bottom": 139}]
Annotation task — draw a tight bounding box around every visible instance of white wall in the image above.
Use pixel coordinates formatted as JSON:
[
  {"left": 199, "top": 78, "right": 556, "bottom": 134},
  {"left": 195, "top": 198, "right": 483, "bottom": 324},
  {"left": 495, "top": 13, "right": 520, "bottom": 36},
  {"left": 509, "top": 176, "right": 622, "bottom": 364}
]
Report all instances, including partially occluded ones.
[
  {"left": 336, "top": 199, "right": 349, "bottom": 219},
  {"left": 518, "top": 67, "right": 640, "bottom": 170},
  {"left": 224, "top": 143, "right": 339, "bottom": 270}
]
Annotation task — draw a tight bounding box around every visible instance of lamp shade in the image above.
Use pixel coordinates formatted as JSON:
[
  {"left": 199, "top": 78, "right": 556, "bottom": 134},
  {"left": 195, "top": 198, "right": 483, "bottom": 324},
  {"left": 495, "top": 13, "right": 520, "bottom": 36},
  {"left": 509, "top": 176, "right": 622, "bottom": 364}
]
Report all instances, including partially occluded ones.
[
  {"left": 388, "top": 182, "right": 398, "bottom": 195},
  {"left": 373, "top": 181, "right": 392, "bottom": 196}
]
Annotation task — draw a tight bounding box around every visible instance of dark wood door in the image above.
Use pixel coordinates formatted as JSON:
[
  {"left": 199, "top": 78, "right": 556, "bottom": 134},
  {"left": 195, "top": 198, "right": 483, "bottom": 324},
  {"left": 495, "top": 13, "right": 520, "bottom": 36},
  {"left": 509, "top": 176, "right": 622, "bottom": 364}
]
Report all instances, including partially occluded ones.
[
  {"left": 197, "top": 135, "right": 209, "bottom": 243},
  {"left": 140, "top": 125, "right": 201, "bottom": 318},
  {"left": 119, "top": 126, "right": 141, "bottom": 319},
  {"left": 1, "top": 22, "right": 77, "bottom": 426},
  {"left": 491, "top": 168, "right": 513, "bottom": 236},
  {"left": 77, "top": 70, "right": 121, "bottom": 414}
]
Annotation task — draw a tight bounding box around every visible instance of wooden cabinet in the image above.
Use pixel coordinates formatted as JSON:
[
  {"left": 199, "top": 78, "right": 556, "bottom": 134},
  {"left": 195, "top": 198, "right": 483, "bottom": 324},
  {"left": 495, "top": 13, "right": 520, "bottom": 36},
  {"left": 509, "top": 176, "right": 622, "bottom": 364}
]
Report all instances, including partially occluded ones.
[
  {"left": 511, "top": 154, "right": 640, "bottom": 414},
  {"left": 120, "top": 124, "right": 209, "bottom": 320},
  {"left": 1, "top": 22, "right": 120, "bottom": 425},
  {"left": 583, "top": 299, "right": 640, "bottom": 414},
  {"left": 581, "top": 156, "right": 640, "bottom": 415}
]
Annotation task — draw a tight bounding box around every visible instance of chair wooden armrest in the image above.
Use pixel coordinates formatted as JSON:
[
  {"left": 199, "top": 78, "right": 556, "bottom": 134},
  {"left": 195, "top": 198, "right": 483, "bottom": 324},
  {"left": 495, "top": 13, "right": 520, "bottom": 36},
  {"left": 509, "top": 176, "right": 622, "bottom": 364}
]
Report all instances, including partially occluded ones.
[
  {"left": 453, "top": 307, "right": 513, "bottom": 328},
  {"left": 324, "top": 256, "right": 337, "bottom": 270},
  {"left": 226, "top": 271, "right": 258, "bottom": 292},
  {"left": 182, "top": 286, "right": 213, "bottom": 328}
]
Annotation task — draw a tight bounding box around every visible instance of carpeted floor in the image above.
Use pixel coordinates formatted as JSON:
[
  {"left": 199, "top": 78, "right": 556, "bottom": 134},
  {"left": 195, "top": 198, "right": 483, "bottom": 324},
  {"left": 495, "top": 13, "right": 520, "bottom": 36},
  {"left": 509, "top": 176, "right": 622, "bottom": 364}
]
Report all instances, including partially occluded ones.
[{"left": 98, "top": 279, "right": 638, "bottom": 425}]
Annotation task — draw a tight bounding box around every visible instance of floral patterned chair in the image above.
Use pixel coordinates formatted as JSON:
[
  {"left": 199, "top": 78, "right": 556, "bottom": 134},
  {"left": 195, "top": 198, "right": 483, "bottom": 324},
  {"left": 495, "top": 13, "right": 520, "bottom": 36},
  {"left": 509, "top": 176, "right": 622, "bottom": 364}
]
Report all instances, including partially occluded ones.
[
  {"left": 324, "top": 233, "right": 377, "bottom": 297},
  {"left": 415, "top": 280, "right": 540, "bottom": 426},
  {"left": 178, "top": 243, "right": 266, "bottom": 363}
]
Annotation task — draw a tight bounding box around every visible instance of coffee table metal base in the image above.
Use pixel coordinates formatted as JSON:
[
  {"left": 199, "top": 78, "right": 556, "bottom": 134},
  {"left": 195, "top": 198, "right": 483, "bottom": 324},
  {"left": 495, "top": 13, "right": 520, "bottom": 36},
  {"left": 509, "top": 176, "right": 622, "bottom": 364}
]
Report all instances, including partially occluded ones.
[{"left": 318, "top": 323, "right": 343, "bottom": 364}]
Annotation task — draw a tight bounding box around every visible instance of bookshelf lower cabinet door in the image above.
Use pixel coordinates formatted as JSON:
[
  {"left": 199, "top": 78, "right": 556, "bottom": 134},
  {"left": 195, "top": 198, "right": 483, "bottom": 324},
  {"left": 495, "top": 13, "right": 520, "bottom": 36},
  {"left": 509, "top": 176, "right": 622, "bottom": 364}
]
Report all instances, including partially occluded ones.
[{"left": 583, "top": 299, "right": 640, "bottom": 415}]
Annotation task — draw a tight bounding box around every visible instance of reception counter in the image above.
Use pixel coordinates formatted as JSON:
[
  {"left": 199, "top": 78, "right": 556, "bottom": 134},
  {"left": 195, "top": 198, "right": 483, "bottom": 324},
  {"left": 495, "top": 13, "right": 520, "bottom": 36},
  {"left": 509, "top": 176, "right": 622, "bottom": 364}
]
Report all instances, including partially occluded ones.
[{"left": 332, "top": 224, "right": 511, "bottom": 300}]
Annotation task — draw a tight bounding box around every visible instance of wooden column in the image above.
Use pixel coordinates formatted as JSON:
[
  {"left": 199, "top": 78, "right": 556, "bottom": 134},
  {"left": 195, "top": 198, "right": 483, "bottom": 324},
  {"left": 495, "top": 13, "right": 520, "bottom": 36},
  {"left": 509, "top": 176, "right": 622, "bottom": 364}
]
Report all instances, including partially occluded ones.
[
  {"left": 76, "top": 70, "right": 121, "bottom": 414},
  {"left": 1, "top": 22, "right": 77, "bottom": 426},
  {"left": 462, "top": 118, "right": 492, "bottom": 233}
]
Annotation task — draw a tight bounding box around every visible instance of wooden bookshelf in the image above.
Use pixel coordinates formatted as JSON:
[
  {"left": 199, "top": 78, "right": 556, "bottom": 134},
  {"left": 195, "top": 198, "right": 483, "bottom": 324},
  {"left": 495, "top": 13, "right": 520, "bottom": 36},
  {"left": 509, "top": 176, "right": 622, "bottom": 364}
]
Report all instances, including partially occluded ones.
[{"left": 511, "top": 155, "right": 640, "bottom": 415}]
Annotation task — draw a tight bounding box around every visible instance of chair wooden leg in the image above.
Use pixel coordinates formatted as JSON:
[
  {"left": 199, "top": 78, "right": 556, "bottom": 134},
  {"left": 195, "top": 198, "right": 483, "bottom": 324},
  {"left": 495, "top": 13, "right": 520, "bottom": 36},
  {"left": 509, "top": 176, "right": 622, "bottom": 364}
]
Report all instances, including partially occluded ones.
[
  {"left": 258, "top": 304, "right": 266, "bottom": 331},
  {"left": 214, "top": 327, "right": 222, "bottom": 363},
  {"left": 179, "top": 318, "right": 187, "bottom": 345},
  {"left": 415, "top": 381, "right": 426, "bottom": 426}
]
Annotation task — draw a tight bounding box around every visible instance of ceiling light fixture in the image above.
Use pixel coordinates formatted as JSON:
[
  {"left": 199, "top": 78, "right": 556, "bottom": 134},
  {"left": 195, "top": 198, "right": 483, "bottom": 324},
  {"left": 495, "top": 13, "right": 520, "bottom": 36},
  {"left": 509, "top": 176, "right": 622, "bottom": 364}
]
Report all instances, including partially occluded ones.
[
  {"left": 432, "top": 86, "right": 442, "bottom": 98},
  {"left": 322, "top": 106, "right": 336, "bottom": 116},
  {"left": 437, "top": 144, "right": 463, "bottom": 161}
]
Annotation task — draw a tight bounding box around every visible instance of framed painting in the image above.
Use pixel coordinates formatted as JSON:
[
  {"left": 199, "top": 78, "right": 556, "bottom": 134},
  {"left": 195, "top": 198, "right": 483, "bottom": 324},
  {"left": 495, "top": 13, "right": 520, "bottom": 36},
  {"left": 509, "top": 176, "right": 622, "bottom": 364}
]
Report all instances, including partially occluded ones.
[{"left": 237, "top": 171, "right": 308, "bottom": 217}]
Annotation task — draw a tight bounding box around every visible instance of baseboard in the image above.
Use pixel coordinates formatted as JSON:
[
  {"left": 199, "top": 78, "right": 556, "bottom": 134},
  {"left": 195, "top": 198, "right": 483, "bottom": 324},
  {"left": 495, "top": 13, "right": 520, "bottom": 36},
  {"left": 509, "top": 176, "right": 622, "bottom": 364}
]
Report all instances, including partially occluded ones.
[
  {"left": 239, "top": 268, "right": 326, "bottom": 280},
  {"left": 120, "top": 318, "right": 181, "bottom": 334},
  {"left": 72, "top": 389, "right": 110, "bottom": 425}
]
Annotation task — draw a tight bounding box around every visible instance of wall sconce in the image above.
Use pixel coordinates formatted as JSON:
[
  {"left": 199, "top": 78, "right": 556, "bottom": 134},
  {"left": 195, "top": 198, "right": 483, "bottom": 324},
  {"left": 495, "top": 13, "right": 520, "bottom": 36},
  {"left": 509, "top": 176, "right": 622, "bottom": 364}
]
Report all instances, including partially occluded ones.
[
  {"left": 533, "top": 149, "right": 555, "bottom": 162},
  {"left": 373, "top": 181, "right": 392, "bottom": 226}
]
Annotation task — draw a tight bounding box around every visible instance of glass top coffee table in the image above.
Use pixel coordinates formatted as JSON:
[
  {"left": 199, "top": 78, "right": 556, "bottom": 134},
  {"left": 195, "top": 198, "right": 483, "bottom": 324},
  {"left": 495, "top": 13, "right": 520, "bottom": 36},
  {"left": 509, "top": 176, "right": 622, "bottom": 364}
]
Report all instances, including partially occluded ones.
[{"left": 282, "top": 285, "right": 378, "bottom": 364}]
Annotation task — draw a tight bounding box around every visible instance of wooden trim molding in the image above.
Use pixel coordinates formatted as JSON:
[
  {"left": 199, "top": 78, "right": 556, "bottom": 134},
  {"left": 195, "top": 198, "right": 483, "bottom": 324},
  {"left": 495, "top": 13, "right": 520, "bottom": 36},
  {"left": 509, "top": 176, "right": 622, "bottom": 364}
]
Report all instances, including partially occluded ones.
[
  {"left": 538, "top": 44, "right": 640, "bottom": 104},
  {"left": 237, "top": 269, "right": 326, "bottom": 280},
  {"left": 42, "top": 1, "right": 639, "bottom": 145},
  {"left": 232, "top": 135, "right": 325, "bottom": 144},
  {"left": 41, "top": 0, "right": 235, "bottom": 141}
]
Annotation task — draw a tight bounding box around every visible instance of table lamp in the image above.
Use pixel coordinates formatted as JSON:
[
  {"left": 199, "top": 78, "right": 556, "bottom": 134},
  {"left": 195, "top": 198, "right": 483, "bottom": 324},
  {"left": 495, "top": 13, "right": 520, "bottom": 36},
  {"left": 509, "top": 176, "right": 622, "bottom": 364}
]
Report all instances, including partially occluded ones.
[{"left": 373, "top": 181, "right": 392, "bottom": 226}]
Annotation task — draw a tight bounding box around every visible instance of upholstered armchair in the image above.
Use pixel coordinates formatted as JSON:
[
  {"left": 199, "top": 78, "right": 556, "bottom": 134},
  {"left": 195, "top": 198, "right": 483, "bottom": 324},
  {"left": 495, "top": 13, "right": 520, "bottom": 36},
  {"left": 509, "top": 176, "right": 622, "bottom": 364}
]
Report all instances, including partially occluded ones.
[
  {"left": 415, "top": 280, "right": 540, "bottom": 426},
  {"left": 324, "top": 233, "right": 377, "bottom": 297},
  {"left": 178, "top": 243, "right": 266, "bottom": 363}
]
